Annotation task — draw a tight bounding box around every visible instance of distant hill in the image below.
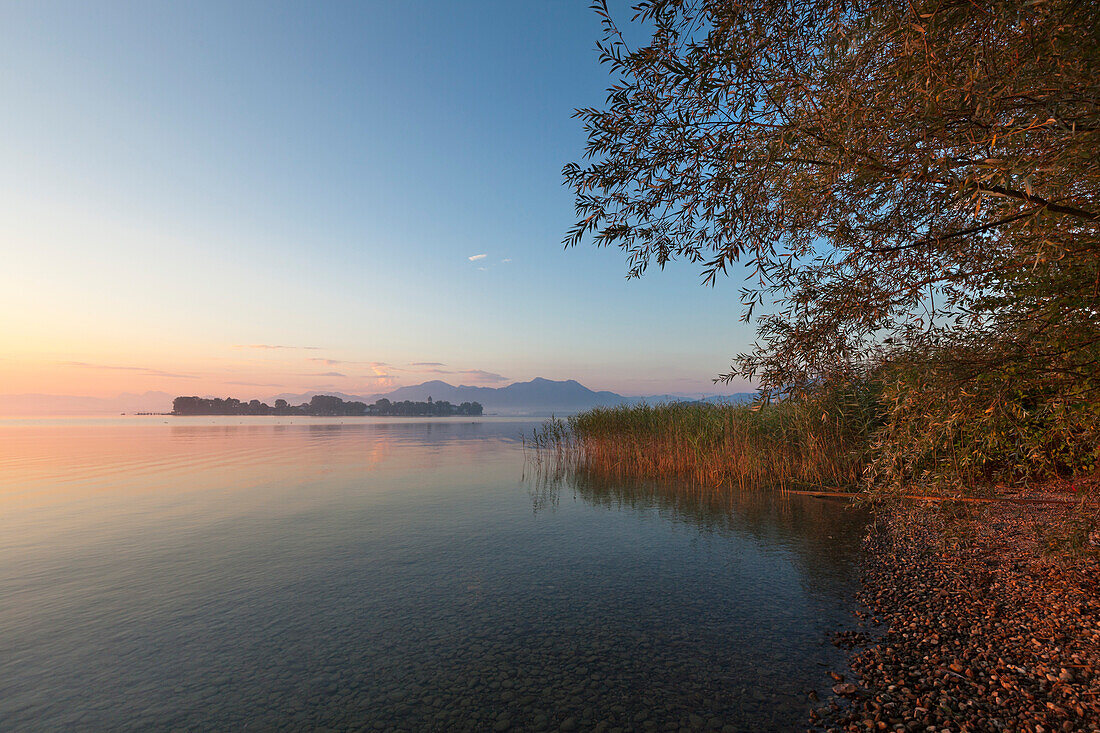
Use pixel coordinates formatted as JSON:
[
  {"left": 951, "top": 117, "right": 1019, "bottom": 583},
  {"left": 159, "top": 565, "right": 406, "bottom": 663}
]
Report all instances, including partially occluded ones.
[
  {"left": 378, "top": 377, "right": 628, "bottom": 413},
  {"left": 641, "top": 393, "right": 756, "bottom": 405},
  {"left": 267, "top": 390, "right": 380, "bottom": 405},
  {"left": 0, "top": 391, "right": 175, "bottom": 416},
  {"left": 0, "top": 380, "right": 756, "bottom": 417},
  {"left": 267, "top": 378, "right": 627, "bottom": 415},
  {"left": 268, "top": 378, "right": 754, "bottom": 415}
]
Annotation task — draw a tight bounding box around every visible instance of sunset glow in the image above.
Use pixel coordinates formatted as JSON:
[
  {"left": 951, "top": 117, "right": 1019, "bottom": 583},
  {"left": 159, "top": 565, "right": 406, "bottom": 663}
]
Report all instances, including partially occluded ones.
[{"left": 0, "top": 1, "right": 752, "bottom": 411}]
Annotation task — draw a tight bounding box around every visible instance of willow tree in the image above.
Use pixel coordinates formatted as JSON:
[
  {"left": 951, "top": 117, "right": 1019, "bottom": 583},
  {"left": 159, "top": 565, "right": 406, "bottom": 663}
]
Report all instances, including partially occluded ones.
[{"left": 566, "top": 0, "right": 1100, "bottom": 481}]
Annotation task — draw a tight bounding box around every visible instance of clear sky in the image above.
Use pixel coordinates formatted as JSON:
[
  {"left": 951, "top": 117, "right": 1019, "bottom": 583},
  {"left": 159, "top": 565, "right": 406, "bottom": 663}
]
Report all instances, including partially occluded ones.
[{"left": 0, "top": 0, "right": 756, "bottom": 400}]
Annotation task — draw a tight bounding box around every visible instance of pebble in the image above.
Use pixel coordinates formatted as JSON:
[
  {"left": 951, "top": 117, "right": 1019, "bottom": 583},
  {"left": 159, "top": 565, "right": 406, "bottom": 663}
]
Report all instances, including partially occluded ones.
[{"left": 816, "top": 502, "right": 1100, "bottom": 731}]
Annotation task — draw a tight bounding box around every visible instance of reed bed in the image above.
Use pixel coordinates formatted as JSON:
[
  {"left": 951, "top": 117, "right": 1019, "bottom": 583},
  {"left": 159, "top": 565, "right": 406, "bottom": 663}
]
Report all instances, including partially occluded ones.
[{"left": 528, "top": 397, "right": 875, "bottom": 492}]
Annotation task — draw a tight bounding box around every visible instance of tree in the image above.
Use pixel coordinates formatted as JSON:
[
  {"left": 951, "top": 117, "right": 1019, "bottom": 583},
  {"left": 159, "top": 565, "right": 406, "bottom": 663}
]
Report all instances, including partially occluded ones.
[{"left": 565, "top": 0, "right": 1099, "bottom": 398}]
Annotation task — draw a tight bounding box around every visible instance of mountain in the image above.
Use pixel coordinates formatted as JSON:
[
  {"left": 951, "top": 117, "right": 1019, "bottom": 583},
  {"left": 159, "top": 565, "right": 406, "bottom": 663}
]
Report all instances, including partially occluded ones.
[
  {"left": 0, "top": 381, "right": 754, "bottom": 417},
  {"left": 268, "top": 378, "right": 626, "bottom": 415},
  {"left": 267, "top": 379, "right": 754, "bottom": 415},
  {"left": 0, "top": 391, "right": 175, "bottom": 416},
  {"left": 642, "top": 393, "right": 756, "bottom": 406},
  {"left": 266, "top": 390, "right": 383, "bottom": 405},
  {"left": 375, "top": 378, "right": 628, "bottom": 413}
]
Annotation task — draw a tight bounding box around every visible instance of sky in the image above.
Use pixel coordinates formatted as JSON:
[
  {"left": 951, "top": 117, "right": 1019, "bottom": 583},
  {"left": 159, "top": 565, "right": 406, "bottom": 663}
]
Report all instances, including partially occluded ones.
[{"left": 0, "top": 0, "right": 757, "bottom": 401}]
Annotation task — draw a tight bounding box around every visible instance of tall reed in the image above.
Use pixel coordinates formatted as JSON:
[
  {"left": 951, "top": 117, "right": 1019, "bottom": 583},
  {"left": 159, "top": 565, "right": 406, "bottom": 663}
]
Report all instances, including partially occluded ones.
[{"left": 532, "top": 390, "right": 877, "bottom": 491}]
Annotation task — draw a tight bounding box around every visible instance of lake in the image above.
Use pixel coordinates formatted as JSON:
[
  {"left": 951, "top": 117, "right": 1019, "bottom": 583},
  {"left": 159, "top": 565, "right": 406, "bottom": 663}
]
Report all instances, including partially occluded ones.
[{"left": 0, "top": 417, "right": 866, "bottom": 731}]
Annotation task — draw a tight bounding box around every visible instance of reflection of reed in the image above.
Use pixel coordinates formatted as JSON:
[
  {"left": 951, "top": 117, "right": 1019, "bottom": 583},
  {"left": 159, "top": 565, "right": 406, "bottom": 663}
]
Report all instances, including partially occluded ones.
[
  {"left": 559, "top": 468, "right": 790, "bottom": 534},
  {"left": 522, "top": 461, "right": 567, "bottom": 514},
  {"left": 527, "top": 459, "right": 868, "bottom": 594}
]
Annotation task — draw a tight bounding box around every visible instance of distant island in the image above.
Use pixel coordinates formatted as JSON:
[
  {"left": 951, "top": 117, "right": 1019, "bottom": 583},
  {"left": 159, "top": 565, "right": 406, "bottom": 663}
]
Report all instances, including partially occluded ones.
[
  {"left": 1, "top": 379, "right": 755, "bottom": 417},
  {"left": 172, "top": 395, "right": 483, "bottom": 417}
]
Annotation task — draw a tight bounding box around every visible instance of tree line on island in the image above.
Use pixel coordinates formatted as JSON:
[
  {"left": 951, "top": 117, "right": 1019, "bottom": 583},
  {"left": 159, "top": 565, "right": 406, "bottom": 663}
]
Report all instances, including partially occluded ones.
[{"left": 172, "top": 395, "right": 483, "bottom": 417}]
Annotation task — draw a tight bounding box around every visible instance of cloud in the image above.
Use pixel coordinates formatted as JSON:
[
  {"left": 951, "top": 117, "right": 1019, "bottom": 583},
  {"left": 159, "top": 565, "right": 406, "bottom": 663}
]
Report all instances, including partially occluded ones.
[
  {"left": 294, "top": 371, "right": 347, "bottom": 378},
  {"left": 411, "top": 365, "right": 508, "bottom": 383},
  {"left": 410, "top": 362, "right": 446, "bottom": 367},
  {"left": 226, "top": 381, "right": 285, "bottom": 387},
  {"left": 62, "top": 362, "right": 199, "bottom": 379},
  {"left": 501, "top": 258, "right": 512, "bottom": 263},
  {"left": 477, "top": 267, "right": 487, "bottom": 271},
  {"left": 457, "top": 369, "right": 508, "bottom": 383},
  {"left": 349, "top": 376, "right": 399, "bottom": 390},
  {"left": 467, "top": 254, "right": 487, "bottom": 261},
  {"left": 235, "top": 344, "right": 321, "bottom": 350},
  {"left": 308, "top": 358, "right": 391, "bottom": 367}
]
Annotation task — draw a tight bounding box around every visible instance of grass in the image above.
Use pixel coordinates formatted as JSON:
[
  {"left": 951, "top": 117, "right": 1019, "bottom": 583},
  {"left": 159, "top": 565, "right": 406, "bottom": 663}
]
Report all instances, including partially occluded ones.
[{"left": 528, "top": 394, "right": 877, "bottom": 492}]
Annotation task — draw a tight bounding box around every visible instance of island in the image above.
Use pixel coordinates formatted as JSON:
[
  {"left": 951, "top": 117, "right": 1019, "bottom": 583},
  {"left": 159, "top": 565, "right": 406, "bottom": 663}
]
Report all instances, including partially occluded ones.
[{"left": 172, "top": 395, "right": 482, "bottom": 417}]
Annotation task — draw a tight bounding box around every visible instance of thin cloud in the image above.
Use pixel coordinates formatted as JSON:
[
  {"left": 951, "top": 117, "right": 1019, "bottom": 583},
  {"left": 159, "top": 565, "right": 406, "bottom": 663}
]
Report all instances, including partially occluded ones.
[
  {"left": 64, "top": 361, "right": 142, "bottom": 371},
  {"left": 62, "top": 362, "right": 199, "bottom": 379},
  {"left": 410, "top": 366, "right": 507, "bottom": 383},
  {"left": 457, "top": 369, "right": 508, "bottom": 383},
  {"left": 350, "top": 376, "right": 399, "bottom": 390},
  {"left": 308, "top": 358, "right": 392, "bottom": 367},
  {"left": 294, "top": 371, "right": 347, "bottom": 378},
  {"left": 235, "top": 344, "right": 321, "bottom": 350},
  {"left": 501, "top": 258, "right": 512, "bottom": 263},
  {"left": 410, "top": 362, "right": 446, "bottom": 367},
  {"left": 467, "top": 254, "right": 487, "bottom": 261}
]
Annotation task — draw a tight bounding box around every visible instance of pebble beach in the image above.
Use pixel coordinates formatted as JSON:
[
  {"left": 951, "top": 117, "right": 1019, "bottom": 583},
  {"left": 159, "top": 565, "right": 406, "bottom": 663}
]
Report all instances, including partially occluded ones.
[{"left": 816, "top": 497, "right": 1100, "bottom": 732}]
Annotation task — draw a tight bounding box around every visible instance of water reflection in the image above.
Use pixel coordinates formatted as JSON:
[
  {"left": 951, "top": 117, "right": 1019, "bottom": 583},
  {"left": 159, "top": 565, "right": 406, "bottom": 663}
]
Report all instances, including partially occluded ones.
[
  {"left": 534, "top": 466, "right": 868, "bottom": 599},
  {"left": 0, "top": 418, "right": 864, "bottom": 732}
]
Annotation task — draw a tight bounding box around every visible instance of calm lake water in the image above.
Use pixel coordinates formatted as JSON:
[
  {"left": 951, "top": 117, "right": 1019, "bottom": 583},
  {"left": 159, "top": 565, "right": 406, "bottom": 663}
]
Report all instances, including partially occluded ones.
[{"left": 0, "top": 417, "right": 866, "bottom": 731}]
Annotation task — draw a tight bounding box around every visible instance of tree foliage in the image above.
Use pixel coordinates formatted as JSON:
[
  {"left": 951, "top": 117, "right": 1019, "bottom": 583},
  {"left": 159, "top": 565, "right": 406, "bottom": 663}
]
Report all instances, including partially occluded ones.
[{"left": 565, "top": 0, "right": 1099, "bottom": 398}]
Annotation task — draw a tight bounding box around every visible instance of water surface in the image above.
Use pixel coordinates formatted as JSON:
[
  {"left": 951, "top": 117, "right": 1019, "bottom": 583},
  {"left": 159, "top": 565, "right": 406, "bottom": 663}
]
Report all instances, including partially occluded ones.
[{"left": 0, "top": 417, "right": 866, "bottom": 731}]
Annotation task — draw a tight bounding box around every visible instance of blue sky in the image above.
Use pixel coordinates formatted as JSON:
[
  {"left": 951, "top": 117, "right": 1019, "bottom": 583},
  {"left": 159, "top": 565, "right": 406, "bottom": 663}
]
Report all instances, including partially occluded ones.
[{"left": 0, "top": 1, "right": 756, "bottom": 398}]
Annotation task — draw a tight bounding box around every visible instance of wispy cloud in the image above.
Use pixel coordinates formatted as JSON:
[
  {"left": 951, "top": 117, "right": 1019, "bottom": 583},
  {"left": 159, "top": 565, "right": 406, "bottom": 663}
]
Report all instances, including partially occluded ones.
[
  {"left": 294, "top": 371, "right": 347, "bottom": 378},
  {"left": 501, "top": 258, "right": 512, "bottom": 263},
  {"left": 467, "top": 254, "right": 487, "bottom": 261},
  {"left": 410, "top": 362, "right": 446, "bottom": 367},
  {"left": 413, "top": 366, "right": 509, "bottom": 383},
  {"left": 235, "top": 344, "right": 321, "bottom": 351},
  {"left": 458, "top": 369, "right": 508, "bottom": 383},
  {"left": 308, "top": 358, "right": 391, "bottom": 367},
  {"left": 62, "top": 362, "right": 199, "bottom": 379},
  {"left": 349, "top": 376, "right": 399, "bottom": 390}
]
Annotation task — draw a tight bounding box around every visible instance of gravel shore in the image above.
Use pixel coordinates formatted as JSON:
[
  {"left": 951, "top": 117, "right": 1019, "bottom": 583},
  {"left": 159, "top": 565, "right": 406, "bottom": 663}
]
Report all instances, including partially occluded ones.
[{"left": 816, "top": 497, "right": 1100, "bottom": 733}]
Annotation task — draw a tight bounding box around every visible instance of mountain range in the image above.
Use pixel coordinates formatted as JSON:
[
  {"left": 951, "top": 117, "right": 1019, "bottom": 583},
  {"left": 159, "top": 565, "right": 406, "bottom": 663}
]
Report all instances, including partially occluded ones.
[
  {"left": 0, "top": 391, "right": 177, "bottom": 416},
  {"left": 270, "top": 377, "right": 636, "bottom": 414},
  {"left": 0, "top": 379, "right": 754, "bottom": 416}
]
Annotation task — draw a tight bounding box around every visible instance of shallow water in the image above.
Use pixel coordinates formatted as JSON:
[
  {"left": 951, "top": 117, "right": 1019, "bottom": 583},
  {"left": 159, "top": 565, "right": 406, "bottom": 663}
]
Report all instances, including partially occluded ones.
[{"left": 0, "top": 417, "right": 866, "bottom": 731}]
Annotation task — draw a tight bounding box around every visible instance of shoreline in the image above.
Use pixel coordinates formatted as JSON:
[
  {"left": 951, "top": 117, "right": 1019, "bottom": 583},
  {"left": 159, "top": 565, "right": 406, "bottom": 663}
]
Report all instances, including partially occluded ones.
[{"left": 815, "top": 497, "right": 1100, "bottom": 732}]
